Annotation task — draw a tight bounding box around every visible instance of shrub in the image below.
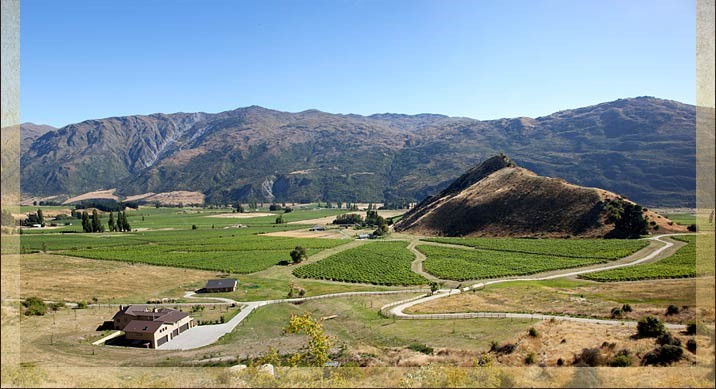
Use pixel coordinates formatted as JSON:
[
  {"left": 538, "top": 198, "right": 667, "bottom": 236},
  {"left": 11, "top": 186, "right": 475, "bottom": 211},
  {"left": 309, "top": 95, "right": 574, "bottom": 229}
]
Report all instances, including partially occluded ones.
[
  {"left": 528, "top": 327, "right": 539, "bottom": 337},
  {"left": 642, "top": 345, "right": 683, "bottom": 366},
  {"left": 496, "top": 343, "right": 516, "bottom": 354},
  {"left": 76, "top": 300, "right": 88, "bottom": 309},
  {"left": 48, "top": 302, "right": 65, "bottom": 311},
  {"left": 608, "top": 349, "right": 633, "bottom": 367},
  {"left": 666, "top": 305, "right": 680, "bottom": 315},
  {"left": 22, "top": 297, "right": 47, "bottom": 316},
  {"left": 656, "top": 332, "right": 681, "bottom": 347},
  {"left": 573, "top": 348, "right": 603, "bottom": 367},
  {"left": 556, "top": 358, "right": 564, "bottom": 366},
  {"left": 524, "top": 352, "right": 536, "bottom": 365},
  {"left": 610, "top": 307, "right": 623, "bottom": 318},
  {"left": 408, "top": 343, "right": 434, "bottom": 355},
  {"left": 191, "top": 224, "right": 198, "bottom": 230},
  {"left": 637, "top": 316, "right": 666, "bottom": 338},
  {"left": 687, "top": 224, "right": 697, "bottom": 232},
  {"left": 621, "top": 304, "right": 633, "bottom": 312},
  {"left": 686, "top": 339, "right": 697, "bottom": 353},
  {"left": 686, "top": 322, "right": 697, "bottom": 335},
  {"left": 489, "top": 341, "right": 500, "bottom": 352}
]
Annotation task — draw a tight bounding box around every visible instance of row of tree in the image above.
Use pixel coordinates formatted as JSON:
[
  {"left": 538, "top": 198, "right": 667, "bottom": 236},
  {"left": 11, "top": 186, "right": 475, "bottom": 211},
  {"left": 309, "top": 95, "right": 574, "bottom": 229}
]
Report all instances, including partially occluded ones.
[{"left": 80, "top": 210, "right": 131, "bottom": 233}]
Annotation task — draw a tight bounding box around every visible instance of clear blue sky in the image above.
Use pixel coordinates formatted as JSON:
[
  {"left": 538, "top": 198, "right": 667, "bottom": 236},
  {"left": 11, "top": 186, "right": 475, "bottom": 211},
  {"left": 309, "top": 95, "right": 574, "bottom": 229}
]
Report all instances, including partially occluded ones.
[{"left": 21, "top": 0, "right": 696, "bottom": 128}]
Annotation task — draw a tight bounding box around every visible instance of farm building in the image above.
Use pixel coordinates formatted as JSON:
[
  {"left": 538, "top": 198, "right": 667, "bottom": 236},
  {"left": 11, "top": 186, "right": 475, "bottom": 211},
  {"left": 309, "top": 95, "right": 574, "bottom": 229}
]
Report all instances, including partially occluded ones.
[
  {"left": 112, "top": 305, "right": 195, "bottom": 348},
  {"left": 201, "top": 278, "right": 238, "bottom": 293},
  {"left": 309, "top": 225, "right": 325, "bottom": 231}
]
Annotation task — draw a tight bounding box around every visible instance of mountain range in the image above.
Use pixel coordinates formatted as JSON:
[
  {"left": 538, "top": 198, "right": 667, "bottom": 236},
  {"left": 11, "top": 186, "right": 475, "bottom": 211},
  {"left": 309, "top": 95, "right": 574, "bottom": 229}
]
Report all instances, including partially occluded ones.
[{"left": 20, "top": 96, "right": 696, "bottom": 207}]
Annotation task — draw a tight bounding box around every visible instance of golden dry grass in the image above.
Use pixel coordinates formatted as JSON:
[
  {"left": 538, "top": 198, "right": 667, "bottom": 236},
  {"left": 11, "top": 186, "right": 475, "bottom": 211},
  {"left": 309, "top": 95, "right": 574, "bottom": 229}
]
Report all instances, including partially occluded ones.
[
  {"left": 261, "top": 228, "right": 347, "bottom": 239},
  {"left": 1, "top": 253, "right": 217, "bottom": 303},
  {"left": 62, "top": 189, "right": 119, "bottom": 205},
  {"left": 407, "top": 278, "right": 710, "bottom": 324}
]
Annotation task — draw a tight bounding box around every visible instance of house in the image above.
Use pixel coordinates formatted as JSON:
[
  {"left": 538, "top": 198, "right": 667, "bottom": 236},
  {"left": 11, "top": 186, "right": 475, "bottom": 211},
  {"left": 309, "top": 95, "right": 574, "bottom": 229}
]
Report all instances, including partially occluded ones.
[
  {"left": 201, "top": 278, "right": 238, "bottom": 293},
  {"left": 112, "top": 305, "right": 195, "bottom": 348},
  {"left": 309, "top": 225, "right": 325, "bottom": 231}
]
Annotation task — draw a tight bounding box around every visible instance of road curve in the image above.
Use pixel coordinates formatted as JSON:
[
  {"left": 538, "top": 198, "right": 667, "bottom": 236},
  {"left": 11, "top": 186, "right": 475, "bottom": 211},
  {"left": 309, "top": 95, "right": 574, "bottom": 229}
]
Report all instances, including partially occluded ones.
[{"left": 383, "top": 234, "right": 690, "bottom": 330}]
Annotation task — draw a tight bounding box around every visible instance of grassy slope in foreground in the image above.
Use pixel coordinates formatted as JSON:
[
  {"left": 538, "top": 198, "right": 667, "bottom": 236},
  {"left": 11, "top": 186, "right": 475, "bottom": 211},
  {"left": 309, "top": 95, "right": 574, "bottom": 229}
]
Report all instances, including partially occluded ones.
[
  {"left": 421, "top": 237, "right": 649, "bottom": 259},
  {"left": 418, "top": 245, "right": 606, "bottom": 281},
  {"left": 292, "top": 241, "right": 427, "bottom": 285},
  {"left": 580, "top": 235, "right": 702, "bottom": 281}
]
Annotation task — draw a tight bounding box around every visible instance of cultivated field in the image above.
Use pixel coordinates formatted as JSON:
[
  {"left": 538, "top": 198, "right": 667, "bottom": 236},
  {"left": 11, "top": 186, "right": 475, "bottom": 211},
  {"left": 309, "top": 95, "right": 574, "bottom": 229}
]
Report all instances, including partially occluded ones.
[
  {"left": 293, "top": 241, "right": 427, "bottom": 285},
  {"left": 580, "top": 236, "right": 703, "bottom": 281}
]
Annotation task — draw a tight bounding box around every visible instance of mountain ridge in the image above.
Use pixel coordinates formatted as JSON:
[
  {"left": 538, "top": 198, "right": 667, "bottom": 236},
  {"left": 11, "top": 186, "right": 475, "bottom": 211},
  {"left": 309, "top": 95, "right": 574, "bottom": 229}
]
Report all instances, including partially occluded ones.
[{"left": 20, "top": 96, "right": 696, "bottom": 207}]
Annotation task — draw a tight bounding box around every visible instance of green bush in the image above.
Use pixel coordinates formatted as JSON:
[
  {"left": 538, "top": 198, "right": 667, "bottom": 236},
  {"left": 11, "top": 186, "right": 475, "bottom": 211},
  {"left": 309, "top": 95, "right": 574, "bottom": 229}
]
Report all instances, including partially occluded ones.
[
  {"left": 656, "top": 332, "right": 681, "bottom": 347},
  {"left": 408, "top": 343, "right": 434, "bottom": 355},
  {"left": 686, "top": 339, "right": 697, "bottom": 353},
  {"left": 48, "top": 302, "right": 65, "bottom": 311},
  {"left": 608, "top": 349, "right": 633, "bottom": 367},
  {"left": 76, "top": 300, "right": 88, "bottom": 309},
  {"left": 610, "top": 307, "right": 623, "bottom": 318},
  {"left": 686, "top": 322, "right": 697, "bottom": 335},
  {"left": 528, "top": 327, "right": 539, "bottom": 337},
  {"left": 621, "top": 304, "right": 633, "bottom": 312},
  {"left": 642, "top": 345, "right": 683, "bottom": 366},
  {"left": 22, "top": 297, "right": 47, "bottom": 316},
  {"left": 637, "top": 316, "right": 666, "bottom": 338}
]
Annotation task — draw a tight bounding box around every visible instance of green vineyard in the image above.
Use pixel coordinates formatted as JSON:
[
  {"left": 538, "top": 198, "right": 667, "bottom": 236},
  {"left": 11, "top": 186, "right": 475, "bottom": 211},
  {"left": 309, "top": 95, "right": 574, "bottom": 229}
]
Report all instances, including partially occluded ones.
[
  {"left": 421, "top": 237, "right": 649, "bottom": 259},
  {"left": 50, "top": 231, "right": 348, "bottom": 273},
  {"left": 418, "top": 245, "right": 605, "bottom": 281},
  {"left": 580, "top": 236, "right": 699, "bottom": 281},
  {"left": 292, "top": 241, "right": 427, "bottom": 285}
]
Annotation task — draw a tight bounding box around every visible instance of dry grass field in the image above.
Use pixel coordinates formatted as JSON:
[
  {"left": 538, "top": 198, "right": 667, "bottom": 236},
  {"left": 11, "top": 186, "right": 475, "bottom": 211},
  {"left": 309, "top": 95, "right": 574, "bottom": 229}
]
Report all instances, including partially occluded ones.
[
  {"left": 1, "top": 253, "right": 217, "bottom": 303},
  {"left": 406, "top": 278, "right": 713, "bottom": 325}
]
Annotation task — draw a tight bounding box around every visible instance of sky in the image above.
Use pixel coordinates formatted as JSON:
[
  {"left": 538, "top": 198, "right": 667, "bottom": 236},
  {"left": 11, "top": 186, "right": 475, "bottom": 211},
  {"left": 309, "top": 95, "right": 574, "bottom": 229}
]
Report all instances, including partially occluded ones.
[{"left": 21, "top": 0, "right": 696, "bottom": 128}]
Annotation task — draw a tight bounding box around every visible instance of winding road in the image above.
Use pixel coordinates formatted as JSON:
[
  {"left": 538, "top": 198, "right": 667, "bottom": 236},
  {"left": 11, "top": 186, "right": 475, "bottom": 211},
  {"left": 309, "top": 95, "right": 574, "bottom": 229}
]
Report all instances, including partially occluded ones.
[{"left": 149, "top": 233, "right": 693, "bottom": 350}]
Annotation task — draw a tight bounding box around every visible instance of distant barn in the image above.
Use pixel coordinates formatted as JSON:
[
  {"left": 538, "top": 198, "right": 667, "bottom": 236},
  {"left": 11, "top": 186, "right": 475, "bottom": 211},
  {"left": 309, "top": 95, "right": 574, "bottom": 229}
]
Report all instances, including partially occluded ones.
[{"left": 201, "top": 278, "right": 238, "bottom": 293}]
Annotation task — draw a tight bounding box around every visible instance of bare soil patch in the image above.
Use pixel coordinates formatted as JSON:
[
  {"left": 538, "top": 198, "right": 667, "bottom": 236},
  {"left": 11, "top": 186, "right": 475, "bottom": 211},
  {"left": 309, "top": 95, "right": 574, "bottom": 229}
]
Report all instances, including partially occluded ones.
[{"left": 63, "top": 189, "right": 119, "bottom": 204}]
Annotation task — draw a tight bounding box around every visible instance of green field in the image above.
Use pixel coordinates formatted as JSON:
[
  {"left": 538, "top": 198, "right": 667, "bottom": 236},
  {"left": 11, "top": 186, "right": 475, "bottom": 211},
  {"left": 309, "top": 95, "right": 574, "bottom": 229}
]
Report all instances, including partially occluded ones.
[
  {"left": 293, "top": 241, "right": 427, "bottom": 285},
  {"left": 422, "top": 237, "right": 649, "bottom": 259},
  {"left": 664, "top": 213, "right": 696, "bottom": 226},
  {"left": 418, "top": 245, "right": 606, "bottom": 281},
  {"left": 55, "top": 233, "right": 348, "bottom": 273},
  {"left": 579, "top": 236, "right": 699, "bottom": 281}
]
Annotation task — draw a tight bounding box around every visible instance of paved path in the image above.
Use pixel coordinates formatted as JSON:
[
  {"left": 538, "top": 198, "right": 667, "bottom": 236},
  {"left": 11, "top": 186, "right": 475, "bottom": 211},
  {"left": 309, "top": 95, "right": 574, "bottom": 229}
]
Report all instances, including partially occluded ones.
[{"left": 383, "top": 234, "right": 690, "bottom": 330}]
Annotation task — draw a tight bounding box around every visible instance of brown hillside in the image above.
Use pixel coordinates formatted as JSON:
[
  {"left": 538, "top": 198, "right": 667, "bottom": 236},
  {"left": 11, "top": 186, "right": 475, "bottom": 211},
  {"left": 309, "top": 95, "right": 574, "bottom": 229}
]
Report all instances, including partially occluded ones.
[{"left": 395, "top": 155, "right": 686, "bottom": 237}]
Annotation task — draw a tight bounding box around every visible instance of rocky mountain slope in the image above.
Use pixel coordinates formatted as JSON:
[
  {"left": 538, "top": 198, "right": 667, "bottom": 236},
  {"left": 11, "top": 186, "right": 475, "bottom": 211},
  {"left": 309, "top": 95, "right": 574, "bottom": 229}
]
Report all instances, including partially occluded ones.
[
  {"left": 20, "top": 123, "right": 56, "bottom": 152},
  {"left": 20, "top": 97, "right": 696, "bottom": 206},
  {"left": 394, "top": 155, "right": 686, "bottom": 238}
]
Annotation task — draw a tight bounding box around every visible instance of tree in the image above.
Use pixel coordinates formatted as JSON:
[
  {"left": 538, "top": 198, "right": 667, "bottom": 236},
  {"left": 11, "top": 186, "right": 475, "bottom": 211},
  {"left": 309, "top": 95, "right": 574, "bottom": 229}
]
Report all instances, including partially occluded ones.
[
  {"left": 428, "top": 281, "right": 444, "bottom": 295},
  {"left": 121, "top": 211, "right": 131, "bottom": 231},
  {"left": 81, "top": 211, "right": 91, "bottom": 232},
  {"left": 36, "top": 209, "right": 44, "bottom": 226},
  {"left": 107, "top": 212, "right": 116, "bottom": 232},
  {"left": 276, "top": 215, "right": 285, "bottom": 224},
  {"left": 91, "top": 209, "right": 103, "bottom": 232},
  {"left": 290, "top": 246, "right": 307, "bottom": 264},
  {"left": 608, "top": 200, "right": 648, "bottom": 238},
  {"left": 284, "top": 312, "right": 332, "bottom": 367}
]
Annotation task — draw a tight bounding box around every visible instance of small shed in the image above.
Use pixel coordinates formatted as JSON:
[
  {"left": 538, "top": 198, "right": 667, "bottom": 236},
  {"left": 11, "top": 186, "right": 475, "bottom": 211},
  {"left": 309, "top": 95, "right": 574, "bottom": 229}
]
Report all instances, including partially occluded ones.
[{"left": 202, "top": 278, "right": 238, "bottom": 293}]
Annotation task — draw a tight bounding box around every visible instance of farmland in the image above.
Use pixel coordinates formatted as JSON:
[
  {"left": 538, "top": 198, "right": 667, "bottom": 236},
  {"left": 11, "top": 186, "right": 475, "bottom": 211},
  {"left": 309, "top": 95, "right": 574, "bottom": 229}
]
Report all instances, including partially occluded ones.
[
  {"left": 580, "top": 236, "right": 700, "bottom": 281},
  {"left": 418, "top": 245, "right": 606, "bottom": 281},
  {"left": 293, "top": 241, "right": 427, "bottom": 285},
  {"left": 53, "top": 233, "right": 348, "bottom": 273},
  {"left": 421, "top": 237, "right": 649, "bottom": 259}
]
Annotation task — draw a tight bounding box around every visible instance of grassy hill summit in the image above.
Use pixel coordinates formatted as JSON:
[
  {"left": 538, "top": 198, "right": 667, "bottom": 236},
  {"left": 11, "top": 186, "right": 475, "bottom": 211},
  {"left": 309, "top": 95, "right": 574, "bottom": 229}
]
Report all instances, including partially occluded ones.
[{"left": 394, "top": 154, "right": 687, "bottom": 238}]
